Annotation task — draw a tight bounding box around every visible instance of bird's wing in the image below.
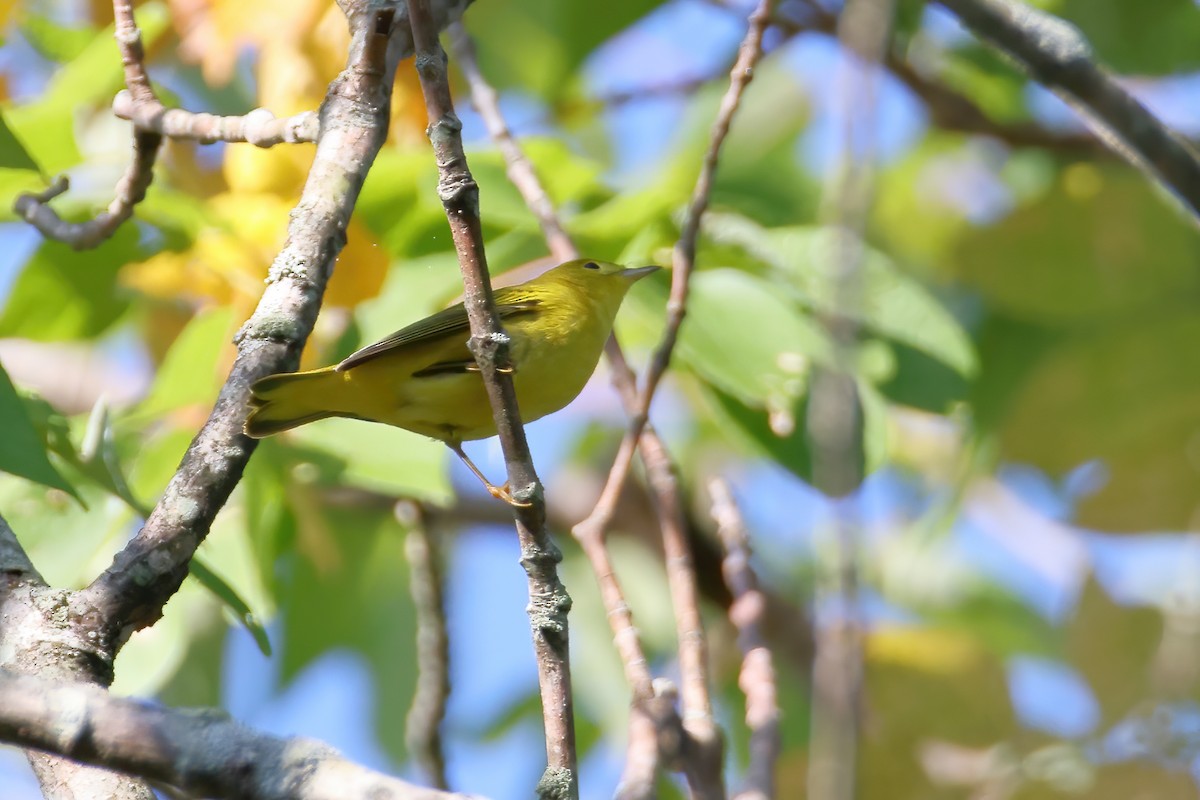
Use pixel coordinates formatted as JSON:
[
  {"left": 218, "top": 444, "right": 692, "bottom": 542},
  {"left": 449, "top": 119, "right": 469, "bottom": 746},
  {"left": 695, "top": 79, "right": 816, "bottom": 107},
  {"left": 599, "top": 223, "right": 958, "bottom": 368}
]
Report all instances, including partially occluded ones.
[{"left": 336, "top": 298, "right": 541, "bottom": 372}]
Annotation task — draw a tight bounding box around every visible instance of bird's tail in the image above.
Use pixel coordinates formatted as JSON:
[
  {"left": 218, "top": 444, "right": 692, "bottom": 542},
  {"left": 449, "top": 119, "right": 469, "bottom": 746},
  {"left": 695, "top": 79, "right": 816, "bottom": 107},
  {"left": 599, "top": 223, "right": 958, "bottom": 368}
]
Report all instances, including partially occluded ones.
[{"left": 244, "top": 368, "right": 345, "bottom": 438}]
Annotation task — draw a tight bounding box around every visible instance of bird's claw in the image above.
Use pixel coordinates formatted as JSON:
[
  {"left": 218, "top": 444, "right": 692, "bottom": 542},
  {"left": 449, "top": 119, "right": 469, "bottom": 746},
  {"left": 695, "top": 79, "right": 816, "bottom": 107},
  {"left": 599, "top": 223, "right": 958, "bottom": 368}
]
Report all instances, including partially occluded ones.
[{"left": 489, "top": 481, "right": 533, "bottom": 508}]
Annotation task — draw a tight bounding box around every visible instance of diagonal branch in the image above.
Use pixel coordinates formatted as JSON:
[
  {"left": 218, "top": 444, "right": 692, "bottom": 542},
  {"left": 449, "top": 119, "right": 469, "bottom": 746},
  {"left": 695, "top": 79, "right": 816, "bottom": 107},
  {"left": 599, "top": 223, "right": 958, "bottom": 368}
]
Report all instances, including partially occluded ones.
[
  {"left": 79, "top": 0, "right": 472, "bottom": 651},
  {"left": 934, "top": 0, "right": 1200, "bottom": 219},
  {"left": 573, "top": 0, "right": 775, "bottom": 554},
  {"left": 0, "top": 669, "right": 481, "bottom": 800},
  {"left": 404, "top": 3, "right": 577, "bottom": 796},
  {"left": 752, "top": 0, "right": 1107, "bottom": 155}
]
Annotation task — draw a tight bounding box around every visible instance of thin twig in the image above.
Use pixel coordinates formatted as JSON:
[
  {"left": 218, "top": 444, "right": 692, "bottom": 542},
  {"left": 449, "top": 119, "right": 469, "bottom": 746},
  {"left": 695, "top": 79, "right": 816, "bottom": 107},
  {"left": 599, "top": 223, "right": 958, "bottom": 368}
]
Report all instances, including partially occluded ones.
[
  {"left": 13, "top": 0, "right": 161, "bottom": 249},
  {"left": 112, "top": 91, "right": 320, "bottom": 145},
  {"left": 0, "top": 669, "right": 481, "bottom": 800},
  {"left": 449, "top": 25, "right": 574, "bottom": 263},
  {"left": 400, "top": 502, "right": 451, "bottom": 791},
  {"left": 710, "top": 479, "right": 781, "bottom": 800},
  {"left": 616, "top": 707, "right": 661, "bottom": 800},
  {"left": 405, "top": 3, "right": 578, "bottom": 796},
  {"left": 573, "top": 0, "right": 777, "bottom": 550},
  {"left": 935, "top": 0, "right": 1200, "bottom": 219}
]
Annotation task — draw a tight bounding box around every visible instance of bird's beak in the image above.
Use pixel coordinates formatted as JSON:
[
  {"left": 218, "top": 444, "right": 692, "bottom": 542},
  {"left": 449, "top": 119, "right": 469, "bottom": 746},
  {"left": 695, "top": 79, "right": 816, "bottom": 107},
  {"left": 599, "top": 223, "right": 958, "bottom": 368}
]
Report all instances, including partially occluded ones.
[{"left": 621, "top": 265, "right": 661, "bottom": 281}]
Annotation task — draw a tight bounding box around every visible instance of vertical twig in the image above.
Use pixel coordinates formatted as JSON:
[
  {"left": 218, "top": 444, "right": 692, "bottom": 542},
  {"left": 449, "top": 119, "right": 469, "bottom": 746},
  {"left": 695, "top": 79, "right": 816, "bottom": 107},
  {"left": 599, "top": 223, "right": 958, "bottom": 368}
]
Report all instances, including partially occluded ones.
[
  {"left": 805, "top": 1, "right": 895, "bottom": 799},
  {"left": 710, "top": 479, "right": 781, "bottom": 800},
  {"left": 404, "top": 4, "right": 578, "bottom": 797},
  {"left": 400, "top": 502, "right": 451, "bottom": 790},
  {"left": 448, "top": 25, "right": 575, "bottom": 263}
]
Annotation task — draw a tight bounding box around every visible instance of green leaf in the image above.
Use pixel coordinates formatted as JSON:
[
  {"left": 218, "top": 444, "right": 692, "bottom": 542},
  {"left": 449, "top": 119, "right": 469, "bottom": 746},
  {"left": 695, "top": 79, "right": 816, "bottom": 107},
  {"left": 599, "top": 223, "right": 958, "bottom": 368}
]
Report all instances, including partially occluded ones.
[
  {"left": 996, "top": 308, "right": 1200, "bottom": 532},
  {"left": 697, "top": 374, "right": 888, "bottom": 483},
  {"left": 463, "top": 0, "right": 668, "bottom": 102},
  {"left": 1059, "top": 0, "right": 1200, "bottom": 74},
  {"left": 676, "top": 268, "right": 825, "bottom": 411},
  {"left": 47, "top": 397, "right": 151, "bottom": 516},
  {"left": 0, "top": 110, "right": 42, "bottom": 172},
  {"left": 286, "top": 420, "right": 452, "bottom": 505},
  {"left": 18, "top": 13, "right": 97, "bottom": 63},
  {"left": 0, "top": 110, "right": 48, "bottom": 220},
  {"left": 277, "top": 505, "right": 418, "bottom": 761},
  {"left": 189, "top": 557, "right": 272, "bottom": 656},
  {"left": 5, "top": 3, "right": 170, "bottom": 173},
  {"left": 707, "top": 216, "right": 978, "bottom": 377},
  {"left": 0, "top": 362, "right": 78, "bottom": 497},
  {"left": 956, "top": 170, "right": 1200, "bottom": 326},
  {"left": 0, "top": 225, "right": 140, "bottom": 341},
  {"left": 134, "top": 307, "right": 235, "bottom": 419}
]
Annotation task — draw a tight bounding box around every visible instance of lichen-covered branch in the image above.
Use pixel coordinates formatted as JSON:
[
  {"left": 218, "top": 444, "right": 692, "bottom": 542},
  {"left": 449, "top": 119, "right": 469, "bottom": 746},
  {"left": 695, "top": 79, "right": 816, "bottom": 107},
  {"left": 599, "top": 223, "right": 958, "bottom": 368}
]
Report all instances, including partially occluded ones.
[
  {"left": 0, "top": 669, "right": 482, "bottom": 800},
  {"left": 935, "top": 0, "right": 1200, "bottom": 219},
  {"left": 404, "top": 2, "right": 577, "bottom": 796},
  {"left": 80, "top": 0, "right": 472, "bottom": 651}
]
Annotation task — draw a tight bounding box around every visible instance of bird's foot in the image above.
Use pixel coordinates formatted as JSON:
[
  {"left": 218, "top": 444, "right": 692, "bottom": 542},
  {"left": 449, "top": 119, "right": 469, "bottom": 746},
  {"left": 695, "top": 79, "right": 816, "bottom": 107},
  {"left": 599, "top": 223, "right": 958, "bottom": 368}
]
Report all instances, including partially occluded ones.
[{"left": 488, "top": 481, "right": 533, "bottom": 508}]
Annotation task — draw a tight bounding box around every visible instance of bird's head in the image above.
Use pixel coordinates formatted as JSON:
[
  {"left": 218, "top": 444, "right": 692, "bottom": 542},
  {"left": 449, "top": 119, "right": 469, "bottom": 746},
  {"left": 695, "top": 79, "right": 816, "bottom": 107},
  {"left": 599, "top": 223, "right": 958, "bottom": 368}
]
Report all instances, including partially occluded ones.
[{"left": 547, "top": 258, "right": 660, "bottom": 290}]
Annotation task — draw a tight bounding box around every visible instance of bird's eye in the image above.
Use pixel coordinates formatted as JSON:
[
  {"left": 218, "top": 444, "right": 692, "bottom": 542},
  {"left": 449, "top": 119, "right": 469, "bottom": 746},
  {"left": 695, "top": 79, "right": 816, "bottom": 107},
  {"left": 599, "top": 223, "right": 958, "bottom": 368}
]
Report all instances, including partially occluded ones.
[{"left": 583, "top": 261, "right": 600, "bottom": 270}]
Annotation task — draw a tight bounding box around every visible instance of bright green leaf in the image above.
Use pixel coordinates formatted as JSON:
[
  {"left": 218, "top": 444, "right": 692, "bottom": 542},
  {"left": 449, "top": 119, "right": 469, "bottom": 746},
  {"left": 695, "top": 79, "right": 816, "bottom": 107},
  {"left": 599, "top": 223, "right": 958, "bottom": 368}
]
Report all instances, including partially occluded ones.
[
  {"left": 0, "top": 226, "right": 141, "bottom": 341},
  {"left": 677, "top": 268, "right": 826, "bottom": 411},
  {"left": 190, "top": 557, "right": 272, "bottom": 657},
  {"left": 0, "top": 362, "right": 78, "bottom": 497},
  {"left": 708, "top": 215, "right": 978, "bottom": 377},
  {"left": 135, "top": 307, "right": 235, "bottom": 419}
]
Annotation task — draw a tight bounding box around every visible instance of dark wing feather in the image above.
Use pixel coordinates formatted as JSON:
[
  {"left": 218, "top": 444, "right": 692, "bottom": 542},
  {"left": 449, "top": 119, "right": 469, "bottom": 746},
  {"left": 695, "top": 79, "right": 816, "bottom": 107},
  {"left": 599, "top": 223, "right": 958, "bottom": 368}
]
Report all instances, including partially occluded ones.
[{"left": 336, "top": 299, "right": 540, "bottom": 372}]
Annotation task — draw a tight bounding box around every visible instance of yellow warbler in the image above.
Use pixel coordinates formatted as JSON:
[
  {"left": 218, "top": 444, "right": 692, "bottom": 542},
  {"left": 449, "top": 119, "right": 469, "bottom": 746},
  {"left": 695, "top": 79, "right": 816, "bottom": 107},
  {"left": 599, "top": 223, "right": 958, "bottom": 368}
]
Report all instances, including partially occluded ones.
[{"left": 244, "top": 259, "right": 659, "bottom": 504}]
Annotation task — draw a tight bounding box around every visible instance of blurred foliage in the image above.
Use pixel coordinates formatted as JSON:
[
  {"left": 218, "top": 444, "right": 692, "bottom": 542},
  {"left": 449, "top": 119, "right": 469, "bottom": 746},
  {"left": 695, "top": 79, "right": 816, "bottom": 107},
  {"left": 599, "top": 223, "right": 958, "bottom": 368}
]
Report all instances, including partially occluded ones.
[{"left": 1, "top": 0, "right": 1199, "bottom": 797}]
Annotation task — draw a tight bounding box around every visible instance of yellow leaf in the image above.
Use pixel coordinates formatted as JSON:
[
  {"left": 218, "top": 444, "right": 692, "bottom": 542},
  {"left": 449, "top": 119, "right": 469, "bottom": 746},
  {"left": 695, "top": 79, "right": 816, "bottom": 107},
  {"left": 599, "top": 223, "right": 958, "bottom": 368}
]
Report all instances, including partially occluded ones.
[{"left": 868, "top": 626, "right": 982, "bottom": 675}]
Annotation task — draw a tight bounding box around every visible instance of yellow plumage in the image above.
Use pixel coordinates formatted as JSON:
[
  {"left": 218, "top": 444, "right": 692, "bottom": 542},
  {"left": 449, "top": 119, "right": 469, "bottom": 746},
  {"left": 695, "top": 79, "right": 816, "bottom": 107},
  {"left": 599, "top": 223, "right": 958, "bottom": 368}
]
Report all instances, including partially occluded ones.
[{"left": 244, "top": 259, "right": 658, "bottom": 502}]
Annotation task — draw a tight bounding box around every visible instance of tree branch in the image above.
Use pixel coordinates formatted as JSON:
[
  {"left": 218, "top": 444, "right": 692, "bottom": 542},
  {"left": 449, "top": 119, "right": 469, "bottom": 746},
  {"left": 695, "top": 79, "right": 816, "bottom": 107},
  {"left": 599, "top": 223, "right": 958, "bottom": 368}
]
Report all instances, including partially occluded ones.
[
  {"left": 753, "top": 0, "right": 1109, "bottom": 156},
  {"left": 111, "top": 90, "right": 320, "bottom": 145},
  {"left": 0, "top": 669, "right": 482, "bottom": 800},
  {"left": 79, "top": 0, "right": 472, "bottom": 650},
  {"left": 934, "top": 0, "right": 1200, "bottom": 219},
  {"left": 404, "top": 3, "right": 577, "bottom": 796}
]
